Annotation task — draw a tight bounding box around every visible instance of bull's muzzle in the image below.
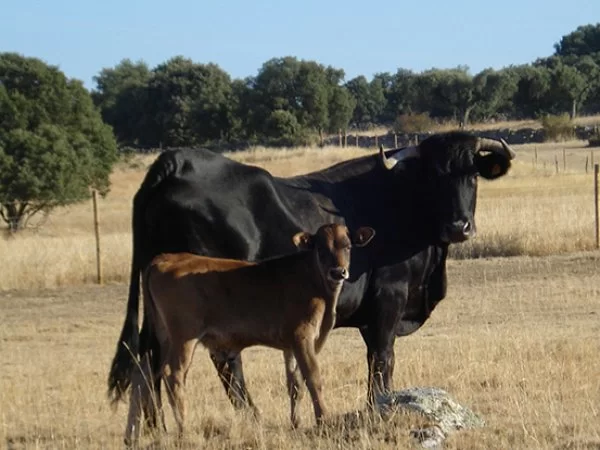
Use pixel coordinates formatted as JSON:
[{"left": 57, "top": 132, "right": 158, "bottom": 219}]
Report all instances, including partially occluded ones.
[{"left": 442, "top": 220, "right": 476, "bottom": 243}]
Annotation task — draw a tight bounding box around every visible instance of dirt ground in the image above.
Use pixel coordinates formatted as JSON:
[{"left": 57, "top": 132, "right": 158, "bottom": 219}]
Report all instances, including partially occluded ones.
[{"left": 1, "top": 252, "right": 599, "bottom": 449}]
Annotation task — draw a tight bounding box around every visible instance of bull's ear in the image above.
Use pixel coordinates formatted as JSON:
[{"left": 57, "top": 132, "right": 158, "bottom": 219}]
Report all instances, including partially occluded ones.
[
  {"left": 352, "top": 227, "right": 376, "bottom": 247},
  {"left": 292, "top": 232, "right": 314, "bottom": 250},
  {"left": 475, "top": 152, "right": 512, "bottom": 180}
]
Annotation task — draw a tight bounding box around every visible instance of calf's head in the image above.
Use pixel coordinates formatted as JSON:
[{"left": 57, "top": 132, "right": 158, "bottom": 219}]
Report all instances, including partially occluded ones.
[
  {"left": 293, "top": 224, "right": 375, "bottom": 288},
  {"left": 379, "top": 132, "right": 515, "bottom": 244}
]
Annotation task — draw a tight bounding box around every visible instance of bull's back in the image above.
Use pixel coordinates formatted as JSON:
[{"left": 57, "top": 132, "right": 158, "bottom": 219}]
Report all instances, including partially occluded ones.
[{"left": 143, "top": 149, "right": 331, "bottom": 262}]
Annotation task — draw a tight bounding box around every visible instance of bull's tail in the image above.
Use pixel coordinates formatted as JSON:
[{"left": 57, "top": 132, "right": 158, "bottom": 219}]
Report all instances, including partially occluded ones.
[
  {"left": 107, "top": 150, "right": 179, "bottom": 406},
  {"left": 107, "top": 192, "right": 144, "bottom": 406}
]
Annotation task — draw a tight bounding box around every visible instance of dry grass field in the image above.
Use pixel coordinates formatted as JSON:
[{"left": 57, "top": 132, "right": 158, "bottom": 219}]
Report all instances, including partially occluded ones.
[
  {"left": 1, "top": 139, "right": 600, "bottom": 449},
  {"left": 1, "top": 254, "right": 599, "bottom": 449},
  {"left": 1, "top": 140, "right": 599, "bottom": 290}
]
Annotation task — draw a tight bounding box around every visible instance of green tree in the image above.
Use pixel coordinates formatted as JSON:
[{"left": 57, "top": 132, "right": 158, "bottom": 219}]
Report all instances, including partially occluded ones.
[
  {"left": 189, "top": 64, "right": 236, "bottom": 142},
  {"left": 346, "top": 75, "right": 385, "bottom": 129},
  {"left": 0, "top": 53, "right": 118, "bottom": 232},
  {"left": 470, "top": 69, "right": 517, "bottom": 121},
  {"left": 388, "top": 69, "right": 419, "bottom": 119},
  {"left": 296, "top": 61, "right": 330, "bottom": 143},
  {"left": 534, "top": 56, "right": 600, "bottom": 118},
  {"left": 328, "top": 85, "right": 356, "bottom": 136},
  {"left": 510, "top": 65, "right": 552, "bottom": 118},
  {"left": 264, "top": 109, "right": 305, "bottom": 146},
  {"left": 251, "top": 57, "right": 353, "bottom": 143},
  {"left": 554, "top": 23, "right": 600, "bottom": 61},
  {"left": 550, "top": 59, "right": 589, "bottom": 118},
  {"left": 371, "top": 72, "right": 394, "bottom": 123},
  {"left": 229, "top": 78, "right": 254, "bottom": 141},
  {"left": 144, "top": 56, "right": 234, "bottom": 147},
  {"left": 416, "top": 67, "right": 474, "bottom": 125},
  {"left": 92, "top": 59, "right": 150, "bottom": 146}
]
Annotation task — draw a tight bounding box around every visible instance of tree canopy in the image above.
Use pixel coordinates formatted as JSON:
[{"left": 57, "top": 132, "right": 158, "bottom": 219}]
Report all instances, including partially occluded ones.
[
  {"left": 87, "top": 22, "right": 600, "bottom": 149},
  {"left": 0, "top": 53, "right": 118, "bottom": 232}
]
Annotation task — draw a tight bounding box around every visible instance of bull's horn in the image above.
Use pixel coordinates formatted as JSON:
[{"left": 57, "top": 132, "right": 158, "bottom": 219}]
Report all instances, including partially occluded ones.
[
  {"left": 477, "top": 137, "right": 516, "bottom": 160},
  {"left": 379, "top": 145, "right": 397, "bottom": 170},
  {"left": 500, "top": 138, "right": 517, "bottom": 159},
  {"left": 379, "top": 144, "right": 420, "bottom": 171}
]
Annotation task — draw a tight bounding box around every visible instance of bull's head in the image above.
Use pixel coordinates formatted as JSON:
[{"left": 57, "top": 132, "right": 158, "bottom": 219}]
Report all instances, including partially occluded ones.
[{"left": 379, "top": 133, "right": 515, "bottom": 244}]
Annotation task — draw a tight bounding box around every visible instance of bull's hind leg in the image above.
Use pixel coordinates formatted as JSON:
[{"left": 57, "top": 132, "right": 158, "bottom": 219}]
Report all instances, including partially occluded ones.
[
  {"left": 283, "top": 350, "right": 306, "bottom": 428},
  {"left": 292, "top": 333, "right": 328, "bottom": 425},
  {"left": 209, "top": 350, "right": 260, "bottom": 417},
  {"left": 163, "top": 339, "right": 197, "bottom": 437}
]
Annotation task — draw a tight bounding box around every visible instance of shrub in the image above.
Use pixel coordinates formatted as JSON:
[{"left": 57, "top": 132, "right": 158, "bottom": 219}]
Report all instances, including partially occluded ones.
[
  {"left": 393, "top": 113, "right": 435, "bottom": 134},
  {"left": 541, "top": 114, "right": 574, "bottom": 142},
  {"left": 588, "top": 126, "right": 600, "bottom": 147},
  {"left": 265, "top": 110, "right": 315, "bottom": 147}
]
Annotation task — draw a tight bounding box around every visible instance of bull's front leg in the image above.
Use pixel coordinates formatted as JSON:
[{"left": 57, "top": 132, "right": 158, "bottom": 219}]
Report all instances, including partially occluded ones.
[
  {"left": 209, "top": 351, "right": 260, "bottom": 417},
  {"left": 360, "top": 325, "right": 396, "bottom": 408}
]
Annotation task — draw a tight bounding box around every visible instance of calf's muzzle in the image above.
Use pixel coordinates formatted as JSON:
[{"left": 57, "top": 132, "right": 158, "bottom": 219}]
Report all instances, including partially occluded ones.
[{"left": 328, "top": 267, "right": 349, "bottom": 282}]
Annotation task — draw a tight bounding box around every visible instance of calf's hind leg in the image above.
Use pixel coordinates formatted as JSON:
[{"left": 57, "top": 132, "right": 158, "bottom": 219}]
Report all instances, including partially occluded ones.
[
  {"left": 283, "top": 350, "right": 306, "bottom": 428},
  {"left": 163, "top": 339, "right": 197, "bottom": 437}
]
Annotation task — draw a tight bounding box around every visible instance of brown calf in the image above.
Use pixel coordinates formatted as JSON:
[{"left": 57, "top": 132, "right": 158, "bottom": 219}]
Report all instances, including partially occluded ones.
[{"left": 125, "top": 223, "right": 375, "bottom": 444}]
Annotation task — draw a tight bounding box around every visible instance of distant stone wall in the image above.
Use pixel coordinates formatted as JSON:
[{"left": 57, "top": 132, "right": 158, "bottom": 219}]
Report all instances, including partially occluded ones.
[
  {"left": 122, "top": 125, "right": 600, "bottom": 155},
  {"left": 325, "top": 125, "right": 600, "bottom": 149}
]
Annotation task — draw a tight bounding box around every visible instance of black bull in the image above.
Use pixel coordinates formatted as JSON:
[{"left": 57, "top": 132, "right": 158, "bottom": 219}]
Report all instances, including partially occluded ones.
[{"left": 108, "top": 131, "right": 515, "bottom": 422}]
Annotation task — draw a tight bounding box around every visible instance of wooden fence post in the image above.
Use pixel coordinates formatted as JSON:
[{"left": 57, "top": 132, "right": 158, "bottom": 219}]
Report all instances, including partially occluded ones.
[
  {"left": 394, "top": 134, "right": 398, "bottom": 148},
  {"left": 555, "top": 154, "right": 559, "bottom": 174},
  {"left": 92, "top": 190, "right": 102, "bottom": 284},
  {"left": 563, "top": 148, "right": 566, "bottom": 172},
  {"left": 595, "top": 164, "right": 599, "bottom": 249},
  {"left": 586, "top": 156, "right": 589, "bottom": 174},
  {"left": 355, "top": 135, "right": 359, "bottom": 147},
  {"left": 534, "top": 146, "right": 538, "bottom": 169}
]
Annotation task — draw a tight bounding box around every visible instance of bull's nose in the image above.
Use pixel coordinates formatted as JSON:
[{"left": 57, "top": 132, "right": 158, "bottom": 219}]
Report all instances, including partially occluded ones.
[
  {"left": 328, "top": 267, "right": 349, "bottom": 281},
  {"left": 443, "top": 220, "right": 476, "bottom": 243},
  {"left": 462, "top": 221, "right": 473, "bottom": 235}
]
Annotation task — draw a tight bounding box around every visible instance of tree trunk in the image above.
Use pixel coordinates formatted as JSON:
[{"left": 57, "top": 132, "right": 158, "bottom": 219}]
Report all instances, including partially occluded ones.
[
  {"left": 461, "top": 107, "right": 472, "bottom": 129},
  {"left": 571, "top": 99, "right": 577, "bottom": 120},
  {"left": 3, "top": 203, "right": 26, "bottom": 233}
]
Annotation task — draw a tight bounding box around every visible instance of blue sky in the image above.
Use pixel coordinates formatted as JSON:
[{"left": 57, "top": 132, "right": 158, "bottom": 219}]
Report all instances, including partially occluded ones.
[{"left": 1, "top": 0, "right": 597, "bottom": 90}]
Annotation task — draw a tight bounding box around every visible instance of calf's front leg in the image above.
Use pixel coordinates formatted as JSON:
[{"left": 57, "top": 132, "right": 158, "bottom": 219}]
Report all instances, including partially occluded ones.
[{"left": 292, "top": 334, "right": 327, "bottom": 425}]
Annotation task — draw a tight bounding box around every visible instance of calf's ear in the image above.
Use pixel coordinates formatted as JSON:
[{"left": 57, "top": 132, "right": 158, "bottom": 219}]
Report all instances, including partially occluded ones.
[
  {"left": 352, "top": 227, "right": 376, "bottom": 247},
  {"left": 292, "top": 231, "right": 314, "bottom": 250}
]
